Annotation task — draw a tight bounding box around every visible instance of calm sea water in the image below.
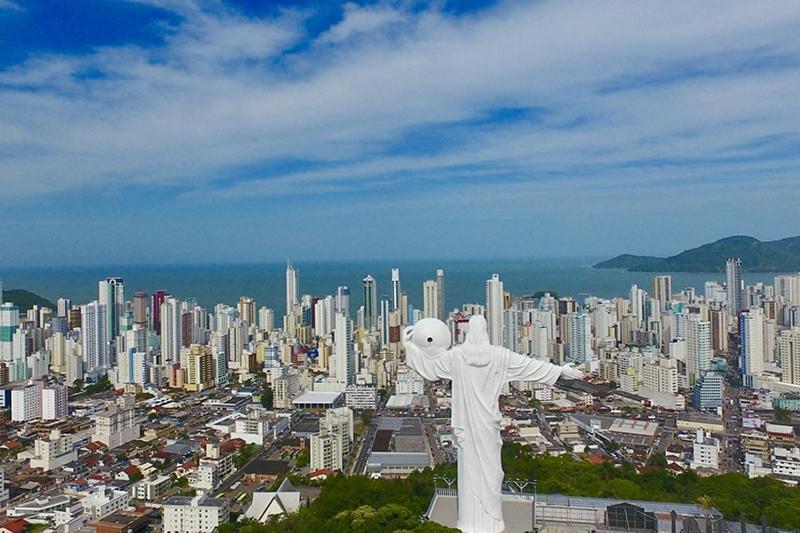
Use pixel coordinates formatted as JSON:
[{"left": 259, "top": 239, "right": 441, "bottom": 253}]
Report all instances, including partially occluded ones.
[{"left": 0, "top": 258, "right": 785, "bottom": 313}]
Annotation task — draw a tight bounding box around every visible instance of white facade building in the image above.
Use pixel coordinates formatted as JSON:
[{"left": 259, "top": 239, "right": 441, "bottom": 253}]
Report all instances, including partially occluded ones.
[
  {"left": 163, "top": 495, "right": 229, "bottom": 533},
  {"left": 92, "top": 395, "right": 140, "bottom": 449}
]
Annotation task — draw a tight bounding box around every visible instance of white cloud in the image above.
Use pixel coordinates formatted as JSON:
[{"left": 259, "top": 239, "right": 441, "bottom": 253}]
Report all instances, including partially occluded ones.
[
  {"left": 0, "top": 0, "right": 21, "bottom": 10},
  {"left": 0, "top": 0, "right": 799, "bottom": 203}
]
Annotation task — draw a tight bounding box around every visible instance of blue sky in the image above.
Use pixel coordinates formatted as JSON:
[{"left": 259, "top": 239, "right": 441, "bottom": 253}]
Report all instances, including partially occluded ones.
[{"left": 1, "top": 0, "right": 799, "bottom": 266}]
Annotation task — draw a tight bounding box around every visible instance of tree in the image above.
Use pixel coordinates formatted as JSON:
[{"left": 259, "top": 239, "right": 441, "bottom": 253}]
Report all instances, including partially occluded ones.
[
  {"left": 646, "top": 452, "right": 667, "bottom": 469},
  {"left": 773, "top": 406, "right": 791, "bottom": 423},
  {"left": 295, "top": 448, "right": 310, "bottom": 468},
  {"left": 261, "top": 385, "right": 274, "bottom": 410}
]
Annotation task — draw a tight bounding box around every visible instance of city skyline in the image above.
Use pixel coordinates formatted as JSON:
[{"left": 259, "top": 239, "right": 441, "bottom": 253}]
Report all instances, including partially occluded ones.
[{"left": 2, "top": 0, "right": 800, "bottom": 265}]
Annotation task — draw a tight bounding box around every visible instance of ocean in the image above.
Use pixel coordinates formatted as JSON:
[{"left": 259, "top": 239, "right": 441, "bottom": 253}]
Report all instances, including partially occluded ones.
[{"left": 0, "top": 258, "right": 785, "bottom": 313}]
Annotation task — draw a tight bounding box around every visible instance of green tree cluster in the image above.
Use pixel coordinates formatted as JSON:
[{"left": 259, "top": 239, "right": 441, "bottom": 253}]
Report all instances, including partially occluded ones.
[
  {"left": 220, "top": 443, "right": 800, "bottom": 532},
  {"left": 500, "top": 443, "right": 800, "bottom": 529},
  {"left": 261, "top": 385, "right": 274, "bottom": 410},
  {"left": 235, "top": 444, "right": 262, "bottom": 468}
]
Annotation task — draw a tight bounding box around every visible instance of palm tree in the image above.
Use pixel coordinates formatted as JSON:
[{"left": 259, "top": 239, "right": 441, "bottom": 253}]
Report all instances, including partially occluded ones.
[{"left": 696, "top": 495, "right": 714, "bottom": 533}]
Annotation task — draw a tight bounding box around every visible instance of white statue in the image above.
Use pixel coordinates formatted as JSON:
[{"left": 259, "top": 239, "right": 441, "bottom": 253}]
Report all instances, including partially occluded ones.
[{"left": 403, "top": 315, "right": 583, "bottom": 533}]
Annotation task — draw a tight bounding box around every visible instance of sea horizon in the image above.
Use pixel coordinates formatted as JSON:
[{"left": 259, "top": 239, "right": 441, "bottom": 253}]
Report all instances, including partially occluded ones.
[{"left": 0, "top": 257, "right": 786, "bottom": 314}]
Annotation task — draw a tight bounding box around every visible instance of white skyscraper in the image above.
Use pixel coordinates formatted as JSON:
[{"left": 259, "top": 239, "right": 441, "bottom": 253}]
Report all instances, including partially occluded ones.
[
  {"left": 423, "top": 280, "right": 438, "bottom": 319},
  {"left": 740, "top": 308, "right": 765, "bottom": 385},
  {"left": 160, "top": 297, "right": 182, "bottom": 364},
  {"left": 285, "top": 262, "right": 298, "bottom": 316},
  {"left": 485, "top": 274, "right": 504, "bottom": 346},
  {"left": 567, "top": 311, "right": 593, "bottom": 364},
  {"left": 335, "top": 286, "right": 350, "bottom": 317},
  {"left": 98, "top": 278, "right": 124, "bottom": 342},
  {"left": 391, "top": 268, "right": 401, "bottom": 311},
  {"left": 333, "top": 313, "right": 355, "bottom": 385},
  {"left": 686, "top": 315, "right": 711, "bottom": 385},
  {"left": 81, "top": 301, "right": 108, "bottom": 372},
  {"left": 258, "top": 307, "right": 274, "bottom": 332},
  {"left": 726, "top": 258, "right": 744, "bottom": 316},
  {"left": 314, "top": 296, "right": 335, "bottom": 337},
  {"left": 629, "top": 284, "right": 646, "bottom": 323},
  {"left": 436, "top": 269, "right": 445, "bottom": 321}
]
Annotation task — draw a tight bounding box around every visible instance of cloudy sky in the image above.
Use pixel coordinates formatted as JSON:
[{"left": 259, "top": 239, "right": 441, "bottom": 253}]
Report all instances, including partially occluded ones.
[{"left": 2, "top": 0, "right": 799, "bottom": 266}]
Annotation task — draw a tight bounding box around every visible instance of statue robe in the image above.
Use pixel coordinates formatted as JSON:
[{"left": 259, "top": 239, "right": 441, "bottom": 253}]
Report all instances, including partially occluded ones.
[{"left": 405, "top": 342, "right": 562, "bottom": 533}]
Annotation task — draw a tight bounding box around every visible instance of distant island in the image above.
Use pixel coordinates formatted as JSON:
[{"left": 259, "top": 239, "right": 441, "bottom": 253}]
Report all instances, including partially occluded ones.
[
  {"left": 2, "top": 288, "right": 55, "bottom": 312},
  {"left": 594, "top": 235, "right": 800, "bottom": 273}
]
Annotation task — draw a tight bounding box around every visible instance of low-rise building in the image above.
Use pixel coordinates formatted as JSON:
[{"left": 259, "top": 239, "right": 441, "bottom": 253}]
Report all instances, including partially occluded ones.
[
  {"left": 345, "top": 383, "right": 378, "bottom": 410},
  {"left": 80, "top": 485, "right": 130, "bottom": 519},
  {"left": 162, "top": 495, "right": 229, "bottom": 533},
  {"left": 134, "top": 475, "right": 172, "bottom": 502},
  {"left": 22, "top": 429, "right": 77, "bottom": 472}
]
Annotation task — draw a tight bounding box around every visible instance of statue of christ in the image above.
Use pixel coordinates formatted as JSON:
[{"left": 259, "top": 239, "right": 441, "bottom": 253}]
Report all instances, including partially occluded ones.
[{"left": 403, "top": 315, "right": 583, "bottom": 533}]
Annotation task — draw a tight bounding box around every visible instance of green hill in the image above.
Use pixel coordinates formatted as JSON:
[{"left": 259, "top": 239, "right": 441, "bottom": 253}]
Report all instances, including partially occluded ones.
[
  {"left": 595, "top": 235, "right": 800, "bottom": 273},
  {"left": 2, "top": 289, "right": 55, "bottom": 312}
]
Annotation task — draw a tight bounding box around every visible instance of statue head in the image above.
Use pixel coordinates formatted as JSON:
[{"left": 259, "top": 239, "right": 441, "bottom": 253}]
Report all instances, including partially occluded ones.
[
  {"left": 465, "top": 314, "right": 490, "bottom": 345},
  {"left": 408, "top": 318, "right": 451, "bottom": 357}
]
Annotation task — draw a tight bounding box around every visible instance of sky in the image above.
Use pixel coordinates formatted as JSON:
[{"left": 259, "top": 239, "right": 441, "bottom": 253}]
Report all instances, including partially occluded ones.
[{"left": 1, "top": 0, "right": 799, "bottom": 266}]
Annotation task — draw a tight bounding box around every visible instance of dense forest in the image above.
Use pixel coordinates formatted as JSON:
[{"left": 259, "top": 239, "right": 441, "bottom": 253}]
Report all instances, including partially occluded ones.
[{"left": 219, "top": 443, "right": 800, "bottom": 532}]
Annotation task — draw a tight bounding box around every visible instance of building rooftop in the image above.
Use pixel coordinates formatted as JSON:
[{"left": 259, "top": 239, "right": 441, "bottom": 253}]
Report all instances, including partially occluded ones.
[
  {"left": 164, "top": 495, "right": 227, "bottom": 507},
  {"left": 292, "top": 391, "right": 342, "bottom": 406},
  {"left": 366, "top": 452, "right": 430, "bottom": 466}
]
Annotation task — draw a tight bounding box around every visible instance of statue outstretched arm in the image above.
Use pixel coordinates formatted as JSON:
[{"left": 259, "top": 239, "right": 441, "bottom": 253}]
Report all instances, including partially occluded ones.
[
  {"left": 402, "top": 326, "right": 452, "bottom": 381},
  {"left": 503, "top": 348, "right": 584, "bottom": 385}
]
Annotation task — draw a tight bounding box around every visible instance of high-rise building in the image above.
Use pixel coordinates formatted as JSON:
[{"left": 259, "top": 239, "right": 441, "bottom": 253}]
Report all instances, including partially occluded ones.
[
  {"left": 133, "top": 292, "right": 148, "bottom": 326},
  {"left": 693, "top": 371, "right": 725, "bottom": 410},
  {"left": 391, "top": 268, "right": 401, "bottom": 311},
  {"left": 310, "top": 407, "right": 354, "bottom": 472},
  {"left": 11, "top": 381, "right": 43, "bottom": 422},
  {"left": 709, "top": 308, "right": 728, "bottom": 354},
  {"left": 335, "top": 286, "right": 350, "bottom": 317},
  {"left": 333, "top": 313, "right": 354, "bottom": 385},
  {"left": 629, "top": 284, "right": 646, "bottom": 323},
  {"left": 652, "top": 275, "right": 672, "bottom": 310},
  {"left": 81, "top": 301, "right": 108, "bottom": 372},
  {"left": 151, "top": 290, "right": 168, "bottom": 334},
  {"left": 485, "top": 274, "right": 504, "bottom": 345},
  {"left": 41, "top": 384, "right": 69, "bottom": 420},
  {"left": 362, "top": 275, "right": 377, "bottom": 331},
  {"left": 567, "top": 311, "right": 593, "bottom": 364},
  {"left": 258, "top": 307, "right": 274, "bottom": 332},
  {"left": 185, "top": 345, "right": 215, "bottom": 392},
  {"left": 774, "top": 274, "right": 800, "bottom": 306},
  {"left": 686, "top": 315, "right": 711, "bottom": 385},
  {"left": 436, "top": 268, "right": 445, "bottom": 321},
  {"left": 778, "top": 327, "right": 800, "bottom": 385},
  {"left": 237, "top": 297, "right": 256, "bottom": 326},
  {"left": 56, "top": 298, "right": 72, "bottom": 318},
  {"left": 161, "top": 297, "right": 182, "bottom": 365},
  {"left": 423, "top": 280, "right": 438, "bottom": 319},
  {"left": 314, "top": 296, "right": 335, "bottom": 337},
  {"left": 98, "top": 278, "right": 124, "bottom": 342},
  {"left": 726, "top": 258, "right": 744, "bottom": 316},
  {"left": 379, "top": 296, "right": 391, "bottom": 346},
  {"left": 0, "top": 303, "right": 19, "bottom": 362},
  {"left": 285, "top": 262, "right": 299, "bottom": 316},
  {"left": 739, "top": 308, "right": 765, "bottom": 386}
]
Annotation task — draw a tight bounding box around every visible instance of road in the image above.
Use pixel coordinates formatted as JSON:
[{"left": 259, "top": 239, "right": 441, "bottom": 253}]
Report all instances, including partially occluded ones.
[{"left": 721, "top": 334, "right": 744, "bottom": 472}]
